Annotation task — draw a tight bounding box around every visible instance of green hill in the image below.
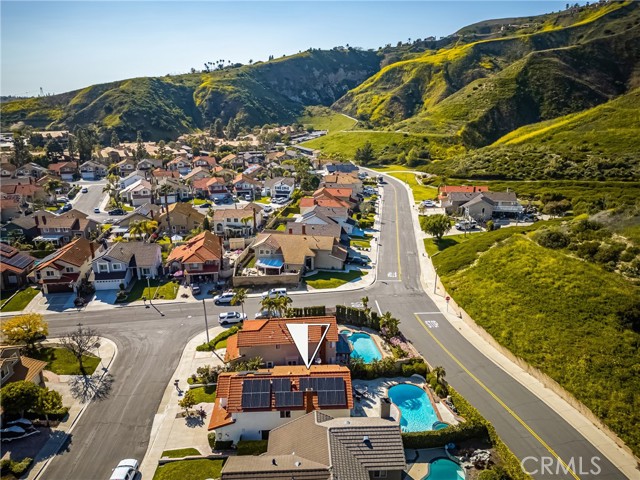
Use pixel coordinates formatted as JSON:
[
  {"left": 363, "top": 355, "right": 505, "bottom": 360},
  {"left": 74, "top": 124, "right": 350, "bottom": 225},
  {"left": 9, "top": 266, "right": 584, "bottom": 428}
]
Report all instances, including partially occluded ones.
[{"left": 0, "top": 49, "right": 380, "bottom": 141}]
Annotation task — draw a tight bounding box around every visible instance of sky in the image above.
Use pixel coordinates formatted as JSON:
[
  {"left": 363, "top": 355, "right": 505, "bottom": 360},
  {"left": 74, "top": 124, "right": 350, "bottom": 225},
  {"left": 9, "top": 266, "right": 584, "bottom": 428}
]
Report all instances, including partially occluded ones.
[{"left": 1, "top": 1, "right": 574, "bottom": 97}]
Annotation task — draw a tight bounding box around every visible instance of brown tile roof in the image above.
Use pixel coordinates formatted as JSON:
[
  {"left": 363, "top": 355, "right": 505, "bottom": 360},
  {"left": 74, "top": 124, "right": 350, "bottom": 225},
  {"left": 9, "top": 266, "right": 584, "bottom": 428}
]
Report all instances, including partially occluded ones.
[
  {"left": 209, "top": 365, "right": 353, "bottom": 430},
  {"left": 322, "top": 173, "right": 361, "bottom": 185},
  {"left": 166, "top": 230, "right": 223, "bottom": 265},
  {"left": 221, "top": 454, "right": 329, "bottom": 479},
  {"left": 236, "top": 316, "right": 338, "bottom": 348},
  {"left": 439, "top": 185, "right": 489, "bottom": 194},
  {"left": 152, "top": 168, "right": 180, "bottom": 178},
  {"left": 299, "top": 196, "right": 349, "bottom": 210},
  {"left": 252, "top": 233, "right": 345, "bottom": 265},
  {"left": 48, "top": 161, "right": 77, "bottom": 173},
  {"left": 6, "top": 356, "right": 48, "bottom": 384},
  {"left": 35, "top": 237, "right": 98, "bottom": 270},
  {"left": 233, "top": 173, "right": 261, "bottom": 187}
]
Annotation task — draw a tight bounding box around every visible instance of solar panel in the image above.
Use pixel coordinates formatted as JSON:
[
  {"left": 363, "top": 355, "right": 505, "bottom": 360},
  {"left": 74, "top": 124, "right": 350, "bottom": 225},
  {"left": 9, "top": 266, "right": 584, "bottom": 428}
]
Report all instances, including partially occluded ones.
[
  {"left": 275, "top": 391, "right": 303, "bottom": 408},
  {"left": 242, "top": 378, "right": 270, "bottom": 394},
  {"left": 242, "top": 391, "right": 271, "bottom": 409},
  {"left": 272, "top": 378, "right": 291, "bottom": 392}
]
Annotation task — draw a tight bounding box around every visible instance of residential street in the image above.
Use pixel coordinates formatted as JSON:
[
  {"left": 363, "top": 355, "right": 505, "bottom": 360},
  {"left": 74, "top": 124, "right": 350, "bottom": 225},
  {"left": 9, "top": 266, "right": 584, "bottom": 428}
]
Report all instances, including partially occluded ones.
[{"left": 39, "top": 175, "right": 628, "bottom": 479}]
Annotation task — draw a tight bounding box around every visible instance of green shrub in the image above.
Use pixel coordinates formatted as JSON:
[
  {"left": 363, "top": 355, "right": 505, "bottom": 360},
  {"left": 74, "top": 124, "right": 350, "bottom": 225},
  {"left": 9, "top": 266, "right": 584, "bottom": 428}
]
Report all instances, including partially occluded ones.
[
  {"left": 349, "top": 357, "right": 427, "bottom": 380},
  {"left": 534, "top": 229, "right": 570, "bottom": 249},
  {"left": 0, "top": 457, "right": 32, "bottom": 476},
  {"left": 197, "top": 325, "right": 241, "bottom": 351},
  {"left": 209, "top": 433, "right": 233, "bottom": 450},
  {"left": 236, "top": 440, "right": 268, "bottom": 455}
]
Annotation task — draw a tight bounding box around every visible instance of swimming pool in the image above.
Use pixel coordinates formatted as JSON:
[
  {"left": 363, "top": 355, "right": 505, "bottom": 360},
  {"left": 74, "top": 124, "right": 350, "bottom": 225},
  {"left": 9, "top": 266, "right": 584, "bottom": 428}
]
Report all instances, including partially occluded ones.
[
  {"left": 340, "top": 330, "right": 382, "bottom": 363},
  {"left": 423, "top": 458, "right": 465, "bottom": 480},
  {"left": 388, "top": 383, "right": 439, "bottom": 432}
]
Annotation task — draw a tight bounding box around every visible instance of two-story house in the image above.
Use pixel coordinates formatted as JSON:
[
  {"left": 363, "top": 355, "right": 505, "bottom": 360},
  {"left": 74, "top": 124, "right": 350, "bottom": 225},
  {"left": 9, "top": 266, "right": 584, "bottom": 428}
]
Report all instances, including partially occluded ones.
[
  {"left": 233, "top": 174, "right": 262, "bottom": 199},
  {"left": 225, "top": 316, "right": 339, "bottom": 367},
  {"left": 0, "top": 162, "right": 17, "bottom": 177},
  {"left": 32, "top": 237, "right": 101, "bottom": 294},
  {"left": 120, "top": 179, "right": 153, "bottom": 207},
  {"left": 1, "top": 346, "right": 48, "bottom": 388},
  {"left": 137, "top": 158, "right": 163, "bottom": 171},
  {"left": 221, "top": 411, "right": 406, "bottom": 480},
  {"left": 33, "top": 210, "right": 99, "bottom": 246},
  {"left": 183, "top": 166, "right": 211, "bottom": 184},
  {"left": 211, "top": 204, "right": 262, "bottom": 238},
  {"left": 91, "top": 242, "right": 162, "bottom": 290},
  {"left": 192, "top": 155, "right": 218, "bottom": 169},
  {"left": 444, "top": 191, "right": 523, "bottom": 220},
  {"left": 119, "top": 170, "right": 147, "bottom": 190},
  {"left": 15, "top": 162, "right": 49, "bottom": 179},
  {"left": 157, "top": 202, "right": 205, "bottom": 235},
  {"left": 48, "top": 161, "right": 78, "bottom": 181},
  {"left": 297, "top": 205, "right": 356, "bottom": 235},
  {"left": 208, "top": 365, "right": 353, "bottom": 443},
  {"left": 167, "top": 156, "right": 191, "bottom": 175},
  {"left": 0, "top": 242, "right": 36, "bottom": 291},
  {"left": 155, "top": 177, "right": 190, "bottom": 204},
  {"left": 321, "top": 172, "right": 363, "bottom": 196},
  {"left": 115, "top": 158, "right": 137, "bottom": 177},
  {"left": 0, "top": 210, "right": 56, "bottom": 243},
  {"left": 263, "top": 177, "right": 295, "bottom": 200},
  {"left": 166, "top": 230, "right": 224, "bottom": 283},
  {"left": 79, "top": 160, "right": 107, "bottom": 180}
]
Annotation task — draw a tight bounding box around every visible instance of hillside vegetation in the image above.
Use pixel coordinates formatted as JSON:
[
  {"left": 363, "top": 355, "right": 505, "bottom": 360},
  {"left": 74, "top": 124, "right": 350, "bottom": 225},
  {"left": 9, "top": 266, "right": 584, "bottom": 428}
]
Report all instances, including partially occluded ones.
[
  {"left": 1, "top": 49, "right": 380, "bottom": 141},
  {"left": 432, "top": 226, "right": 640, "bottom": 457}
]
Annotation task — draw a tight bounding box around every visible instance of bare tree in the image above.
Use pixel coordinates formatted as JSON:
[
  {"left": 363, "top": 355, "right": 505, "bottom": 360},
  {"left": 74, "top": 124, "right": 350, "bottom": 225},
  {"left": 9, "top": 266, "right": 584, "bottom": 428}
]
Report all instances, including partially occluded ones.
[{"left": 60, "top": 324, "right": 99, "bottom": 376}]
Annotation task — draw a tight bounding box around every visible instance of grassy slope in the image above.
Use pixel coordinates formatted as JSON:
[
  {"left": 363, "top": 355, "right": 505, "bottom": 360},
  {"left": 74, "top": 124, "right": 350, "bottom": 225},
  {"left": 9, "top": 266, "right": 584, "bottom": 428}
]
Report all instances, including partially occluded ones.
[
  {"left": 387, "top": 172, "right": 438, "bottom": 202},
  {"left": 298, "top": 106, "right": 357, "bottom": 132},
  {"left": 434, "top": 232, "right": 640, "bottom": 456}
]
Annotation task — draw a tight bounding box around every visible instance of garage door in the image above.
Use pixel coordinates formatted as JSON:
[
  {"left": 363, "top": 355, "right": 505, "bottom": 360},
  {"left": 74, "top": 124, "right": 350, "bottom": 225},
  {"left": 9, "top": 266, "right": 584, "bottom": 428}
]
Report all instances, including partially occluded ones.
[
  {"left": 94, "top": 279, "right": 122, "bottom": 290},
  {"left": 46, "top": 283, "right": 74, "bottom": 293}
]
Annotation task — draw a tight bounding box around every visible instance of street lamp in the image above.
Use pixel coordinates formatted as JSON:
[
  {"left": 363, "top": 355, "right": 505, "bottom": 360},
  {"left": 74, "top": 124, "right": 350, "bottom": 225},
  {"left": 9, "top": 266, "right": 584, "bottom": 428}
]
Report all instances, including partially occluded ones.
[
  {"left": 433, "top": 267, "right": 438, "bottom": 295},
  {"left": 202, "top": 299, "right": 210, "bottom": 344}
]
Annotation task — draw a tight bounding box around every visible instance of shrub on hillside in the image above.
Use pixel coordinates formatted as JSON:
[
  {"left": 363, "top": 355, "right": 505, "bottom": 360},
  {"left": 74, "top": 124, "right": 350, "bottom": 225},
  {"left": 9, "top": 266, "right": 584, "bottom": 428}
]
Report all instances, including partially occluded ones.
[{"left": 534, "top": 229, "right": 570, "bottom": 249}]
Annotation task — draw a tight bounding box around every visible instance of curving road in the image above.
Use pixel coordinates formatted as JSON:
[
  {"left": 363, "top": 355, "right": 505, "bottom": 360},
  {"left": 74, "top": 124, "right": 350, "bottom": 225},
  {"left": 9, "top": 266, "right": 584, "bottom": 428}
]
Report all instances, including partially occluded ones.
[{"left": 40, "top": 176, "right": 627, "bottom": 479}]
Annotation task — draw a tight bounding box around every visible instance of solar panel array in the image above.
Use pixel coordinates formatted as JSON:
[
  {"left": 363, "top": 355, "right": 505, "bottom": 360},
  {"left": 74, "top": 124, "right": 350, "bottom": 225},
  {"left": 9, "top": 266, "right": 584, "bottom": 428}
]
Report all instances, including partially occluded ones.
[
  {"left": 275, "top": 391, "right": 304, "bottom": 408},
  {"left": 271, "top": 378, "right": 291, "bottom": 392},
  {"left": 300, "top": 377, "right": 346, "bottom": 407},
  {"left": 241, "top": 379, "right": 271, "bottom": 409},
  {"left": 2, "top": 251, "right": 34, "bottom": 269}
]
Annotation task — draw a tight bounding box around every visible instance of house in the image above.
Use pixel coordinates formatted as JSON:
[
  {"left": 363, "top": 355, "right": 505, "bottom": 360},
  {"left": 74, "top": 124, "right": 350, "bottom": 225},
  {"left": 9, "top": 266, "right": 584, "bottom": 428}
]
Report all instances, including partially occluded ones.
[
  {"left": 79, "top": 160, "right": 107, "bottom": 180},
  {"left": 157, "top": 202, "right": 205, "bottom": 235},
  {"left": 193, "top": 177, "right": 229, "bottom": 200},
  {"left": 321, "top": 173, "right": 363, "bottom": 195},
  {"left": 220, "top": 153, "right": 243, "bottom": 169},
  {"left": 120, "top": 179, "right": 153, "bottom": 207},
  {"left": 119, "top": 170, "right": 147, "bottom": 190},
  {"left": 36, "top": 175, "right": 71, "bottom": 196},
  {"left": 313, "top": 187, "right": 357, "bottom": 208},
  {"left": 263, "top": 177, "right": 295, "bottom": 200},
  {"left": 438, "top": 185, "right": 489, "bottom": 201},
  {"left": 211, "top": 204, "right": 262, "bottom": 238},
  {"left": 221, "top": 411, "right": 406, "bottom": 480},
  {"left": 443, "top": 191, "right": 523, "bottom": 220},
  {"left": 0, "top": 162, "right": 17, "bottom": 177},
  {"left": 32, "top": 237, "right": 100, "bottom": 294},
  {"left": 192, "top": 155, "right": 218, "bottom": 169},
  {"left": 166, "top": 230, "right": 224, "bottom": 283},
  {"left": 0, "top": 196, "right": 21, "bottom": 222},
  {"left": 0, "top": 243, "right": 35, "bottom": 291},
  {"left": 151, "top": 168, "right": 180, "bottom": 180},
  {"left": 137, "top": 158, "right": 163, "bottom": 171},
  {"left": 299, "top": 191, "right": 351, "bottom": 214},
  {"left": 298, "top": 206, "right": 356, "bottom": 235},
  {"left": 33, "top": 210, "right": 99, "bottom": 246},
  {"left": 225, "top": 316, "right": 340, "bottom": 366},
  {"left": 208, "top": 365, "right": 353, "bottom": 443},
  {"left": 15, "top": 162, "right": 49, "bottom": 179},
  {"left": 1, "top": 346, "right": 48, "bottom": 388},
  {"left": 251, "top": 231, "right": 347, "bottom": 274},
  {"left": 48, "top": 161, "right": 77, "bottom": 180},
  {"left": 1, "top": 210, "right": 56, "bottom": 243},
  {"left": 285, "top": 220, "right": 346, "bottom": 244},
  {"left": 242, "top": 164, "right": 263, "bottom": 178},
  {"left": 233, "top": 174, "right": 262, "bottom": 198},
  {"left": 167, "top": 156, "right": 191, "bottom": 175},
  {"left": 325, "top": 162, "right": 359, "bottom": 174},
  {"left": 1, "top": 182, "right": 46, "bottom": 205},
  {"left": 91, "top": 242, "right": 162, "bottom": 290},
  {"left": 115, "top": 158, "right": 137, "bottom": 176},
  {"left": 155, "top": 177, "right": 190, "bottom": 204},
  {"left": 183, "top": 166, "right": 211, "bottom": 183}
]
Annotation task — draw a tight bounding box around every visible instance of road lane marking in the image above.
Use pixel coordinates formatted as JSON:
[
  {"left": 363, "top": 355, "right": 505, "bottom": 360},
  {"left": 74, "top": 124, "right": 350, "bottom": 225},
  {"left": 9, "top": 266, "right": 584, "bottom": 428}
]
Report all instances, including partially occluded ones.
[
  {"left": 375, "top": 300, "right": 382, "bottom": 315},
  {"left": 414, "top": 312, "right": 441, "bottom": 314},
  {"left": 413, "top": 313, "right": 580, "bottom": 480},
  {"left": 425, "top": 320, "right": 439, "bottom": 329},
  {"left": 387, "top": 272, "right": 397, "bottom": 278}
]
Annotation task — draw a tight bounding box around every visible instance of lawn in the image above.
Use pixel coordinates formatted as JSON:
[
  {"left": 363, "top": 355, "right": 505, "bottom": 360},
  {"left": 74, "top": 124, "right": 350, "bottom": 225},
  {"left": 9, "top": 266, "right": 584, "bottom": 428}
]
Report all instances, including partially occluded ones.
[
  {"left": 351, "top": 236, "right": 372, "bottom": 249},
  {"left": 161, "top": 448, "right": 200, "bottom": 459},
  {"left": 388, "top": 172, "right": 437, "bottom": 202},
  {"left": 436, "top": 233, "right": 640, "bottom": 456},
  {"left": 423, "top": 235, "right": 470, "bottom": 257},
  {"left": 305, "top": 269, "right": 365, "bottom": 289},
  {"left": 31, "top": 347, "right": 100, "bottom": 375},
  {"left": 152, "top": 459, "right": 224, "bottom": 480},
  {"left": 124, "top": 279, "right": 179, "bottom": 302},
  {"left": 1, "top": 287, "right": 39, "bottom": 312},
  {"left": 191, "top": 198, "right": 208, "bottom": 206},
  {"left": 189, "top": 385, "right": 216, "bottom": 404},
  {"left": 254, "top": 197, "right": 271, "bottom": 204},
  {"left": 45, "top": 202, "right": 65, "bottom": 212},
  {"left": 123, "top": 205, "right": 134, "bottom": 211},
  {"left": 236, "top": 440, "right": 268, "bottom": 456}
]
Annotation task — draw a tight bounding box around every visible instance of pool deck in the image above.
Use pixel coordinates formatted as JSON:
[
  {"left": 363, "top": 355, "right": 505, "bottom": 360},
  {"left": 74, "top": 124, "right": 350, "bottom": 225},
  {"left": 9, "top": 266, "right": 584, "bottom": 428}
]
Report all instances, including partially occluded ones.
[
  {"left": 405, "top": 447, "right": 449, "bottom": 479},
  {"left": 351, "top": 376, "right": 459, "bottom": 427},
  {"left": 339, "top": 325, "right": 389, "bottom": 359}
]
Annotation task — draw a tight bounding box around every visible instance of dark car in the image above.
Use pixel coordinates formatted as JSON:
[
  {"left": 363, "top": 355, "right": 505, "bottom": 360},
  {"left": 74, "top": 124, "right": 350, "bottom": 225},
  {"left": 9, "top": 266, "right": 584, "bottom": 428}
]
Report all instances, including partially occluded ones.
[
  {"left": 198, "top": 203, "right": 212, "bottom": 209},
  {"left": 61, "top": 203, "right": 73, "bottom": 212},
  {"left": 108, "top": 208, "right": 125, "bottom": 216}
]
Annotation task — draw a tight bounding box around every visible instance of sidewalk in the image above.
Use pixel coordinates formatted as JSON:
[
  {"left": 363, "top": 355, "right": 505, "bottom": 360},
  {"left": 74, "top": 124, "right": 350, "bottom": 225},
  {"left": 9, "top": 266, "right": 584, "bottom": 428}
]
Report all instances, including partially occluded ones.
[
  {"left": 376, "top": 169, "right": 640, "bottom": 479},
  {"left": 139, "top": 325, "right": 226, "bottom": 479},
  {"left": 27, "top": 337, "right": 118, "bottom": 480}
]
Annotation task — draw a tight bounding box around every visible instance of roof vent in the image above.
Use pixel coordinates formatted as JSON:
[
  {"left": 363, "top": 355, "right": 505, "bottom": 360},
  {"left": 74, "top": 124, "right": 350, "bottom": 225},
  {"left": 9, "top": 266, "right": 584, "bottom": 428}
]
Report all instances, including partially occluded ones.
[
  {"left": 271, "top": 458, "right": 277, "bottom": 466},
  {"left": 362, "top": 435, "right": 370, "bottom": 443},
  {"left": 295, "top": 461, "right": 302, "bottom": 467}
]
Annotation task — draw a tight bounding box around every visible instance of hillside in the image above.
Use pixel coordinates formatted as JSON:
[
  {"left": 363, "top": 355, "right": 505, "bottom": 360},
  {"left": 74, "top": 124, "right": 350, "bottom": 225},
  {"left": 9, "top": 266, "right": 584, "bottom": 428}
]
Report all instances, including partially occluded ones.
[
  {"left": 0, "top": 49, "right": 380, "bottom": 141},
  {"left": 335, "top": 1, "right": 640, "bottom": 149}
]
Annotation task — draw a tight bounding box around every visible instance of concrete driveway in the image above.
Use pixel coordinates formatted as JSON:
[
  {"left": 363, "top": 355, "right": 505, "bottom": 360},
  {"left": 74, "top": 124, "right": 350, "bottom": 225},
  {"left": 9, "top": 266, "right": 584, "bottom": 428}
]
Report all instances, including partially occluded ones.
[
  {"left": 86, "top": 290, "right": 119, "bottom": 311},
  {"left": 28, "top": 292, "right": 77, "bottom": 314}
]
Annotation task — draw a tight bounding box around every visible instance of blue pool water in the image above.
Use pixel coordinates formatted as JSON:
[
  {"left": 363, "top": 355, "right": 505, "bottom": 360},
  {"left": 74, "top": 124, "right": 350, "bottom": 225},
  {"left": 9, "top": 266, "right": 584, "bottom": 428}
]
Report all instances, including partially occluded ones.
[
  {"left": 423, "top": 458, "right": 465, "bottom": 480},
  {"left": 388, "top": 383, "right": 439, "bottom": 433},
  {"left": 340, "top": 330, "right": 382, "bottom": 363}
]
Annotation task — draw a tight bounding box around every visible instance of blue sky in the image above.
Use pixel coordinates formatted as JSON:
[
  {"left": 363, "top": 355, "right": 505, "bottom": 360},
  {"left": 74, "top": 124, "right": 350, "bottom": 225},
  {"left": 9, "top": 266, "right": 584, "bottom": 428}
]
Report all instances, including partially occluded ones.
[{"left": 2, "top": 1, "right": 573, "bottom": 96}]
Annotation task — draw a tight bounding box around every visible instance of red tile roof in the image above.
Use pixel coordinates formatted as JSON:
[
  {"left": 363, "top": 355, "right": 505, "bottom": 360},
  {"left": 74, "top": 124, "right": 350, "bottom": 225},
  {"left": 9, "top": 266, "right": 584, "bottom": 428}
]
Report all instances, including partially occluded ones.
[{"left": 166, "top": 231, "right": 223, "bottom": 265}]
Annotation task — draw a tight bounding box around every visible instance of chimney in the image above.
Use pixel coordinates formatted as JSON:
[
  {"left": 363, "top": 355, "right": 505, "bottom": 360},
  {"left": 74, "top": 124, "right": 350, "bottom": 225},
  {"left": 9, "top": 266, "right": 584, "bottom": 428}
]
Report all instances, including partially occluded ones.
[
  {"left": 301, "top": 225, "right": 306, "bottom": 235},
  {"left": 304, "top": 388, "right": 315, "bottom": 414},
  {"left": 380, "top": 397, "right": 391, "bottom": 419}
]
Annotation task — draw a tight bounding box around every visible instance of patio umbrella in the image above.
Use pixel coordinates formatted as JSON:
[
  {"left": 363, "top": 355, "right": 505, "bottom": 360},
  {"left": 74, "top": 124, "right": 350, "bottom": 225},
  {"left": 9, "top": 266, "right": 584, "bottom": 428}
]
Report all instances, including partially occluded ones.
[{"left": 173, "top": 270, "right": 184, "bottom": 277}]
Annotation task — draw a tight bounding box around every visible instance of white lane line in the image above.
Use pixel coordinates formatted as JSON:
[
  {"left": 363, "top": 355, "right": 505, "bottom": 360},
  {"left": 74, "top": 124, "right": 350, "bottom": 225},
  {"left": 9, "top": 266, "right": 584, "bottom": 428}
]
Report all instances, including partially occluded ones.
[
  {"left": 414, "top": 311, "right": 442, "bottom": 314},
  {"left": 375, "top": 300, "right": 383, "bottom": 315}
]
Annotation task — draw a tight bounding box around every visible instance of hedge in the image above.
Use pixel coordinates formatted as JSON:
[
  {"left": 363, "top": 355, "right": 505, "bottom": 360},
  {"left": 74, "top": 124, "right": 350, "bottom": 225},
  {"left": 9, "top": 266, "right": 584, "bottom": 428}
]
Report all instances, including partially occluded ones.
[
  {"left": 401, "top": 388, "right": 530, "bottom": 480},
  {"left": 197, "top": 325, "right": 241, "bottom": 352},
  {"left": 208, "top": 432, "right": 233, "bottom": 450},
  {"left": 0, "top": 457, "right": 32, "bottom": 476},
  {"left": 288, "top": 306, "right": 326, "bottom": 317},
  {"left": 236, "top": 440, "right": 268, "bottom": 455},
  {"left": 349, "top": 357, "right": 428, "bottom": 380},
  {"left": 336, "top": 305, "right": 380, "bottom": 330}
]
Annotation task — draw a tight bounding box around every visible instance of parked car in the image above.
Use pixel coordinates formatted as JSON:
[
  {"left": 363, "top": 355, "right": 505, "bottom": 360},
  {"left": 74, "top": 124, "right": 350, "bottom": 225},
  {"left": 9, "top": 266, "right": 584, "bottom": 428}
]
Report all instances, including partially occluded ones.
[
  {"left": 218, "top": 311, "right": 247, "bottom": 325},
  {"left": 93, "top": 207, "right": 101, "bottom": 214},
  {"left": 109, "top": 459, "right": 139, "bottom": 480},
  {"left": 58, "top": 196, "right": 69, "bottom": 203},
  {"left": 261, "top": 288, "right": 287, "bottom": 299},
  {"left": 421, "top": 200, "right": 436, "bottom": 208},
  {"left": 190, "top": 284, "right": 201, "bottom": 295},
  {"left": 81, "top": 187, "right": 89, "bottom": 193},
  {"left": 254, "top": 310, "right": 272, "bottom": 319},
  {"left": 455, "top": 220, "right": 477, "bottom": 230},
  {"left": 213, "top": 291, "right": 236, "bottom": 305},
  {"left": 198, "top": 203, "right": 212, "bottom": 209},
  {"left": 108, "top": 208, "right": 125, "bottom": 216},
  {"left": 244, "top": 194, "right": 252, "bottom": 201},
  {"left": 263, "top": 205, "right": 273, "bottom": 213},
  {"left": 213, "top": 197, "right": 222, "bottom": 205},
  {"left": 61, "top": 203, "right": 72, "bottom": 212}
]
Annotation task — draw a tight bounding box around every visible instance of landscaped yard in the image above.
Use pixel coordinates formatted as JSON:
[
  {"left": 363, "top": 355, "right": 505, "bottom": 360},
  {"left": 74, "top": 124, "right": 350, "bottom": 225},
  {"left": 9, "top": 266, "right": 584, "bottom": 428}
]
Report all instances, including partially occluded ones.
[
  {"left": 152, "top": 459, "right": 225, "bottom": 480},
  {"left": 191, "top": 198, "right": 209, "bottom": 206},
  {"left": 388, "top": 172, "right": 437, "bottom": 202},
  {"left": 189, "top": 385, "right": 216, "bottom": 403},
  {"left": 305, "top": 269, "right": 365, "bottom": 289},
  {"left": 255, "top": 196, "right": 271, "bottom": 204},
  {"left": 1, "top": 287, "right": 39, "bottom": 312},
  {"left": 123, "top": 279, "right": 179, "bottom": 302},
  {"left": 31, "top": 347, "right": 100, "bottom": 375},
  {"left": 423, "top": 235, "right": 471, "bottom": 257},
  {"left": 161, "top": 448, "right": 200, "bottom": 459},
  {"left": 351, "top": 236, "right": 372, "bottom": 249}
]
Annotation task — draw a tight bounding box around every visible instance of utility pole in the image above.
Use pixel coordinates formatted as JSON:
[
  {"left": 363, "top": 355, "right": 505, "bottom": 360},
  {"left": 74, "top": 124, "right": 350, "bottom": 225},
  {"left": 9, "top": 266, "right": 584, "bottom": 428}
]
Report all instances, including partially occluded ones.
[{"left": 203, "top": 298, "right": 210, "bottom": 343}]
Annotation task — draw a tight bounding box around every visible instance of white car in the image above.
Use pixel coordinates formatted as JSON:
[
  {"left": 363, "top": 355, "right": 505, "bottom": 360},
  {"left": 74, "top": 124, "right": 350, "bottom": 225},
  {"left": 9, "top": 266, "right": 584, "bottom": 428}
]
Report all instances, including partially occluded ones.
[
  {"left": 261, "top": 288, "right": 287, "bottom": 299},
  {"left": 109, "top": 459, "right": 138, "bottom": 480},
  {"left": 218, "top": 311, "right": 247, "bottom": 325},
  {"left": 421, "top": 200, "right": 436, "bottom": 208},
  {"left": 213, "top": 291, "right": 235, "bottom": 305},
  {"left": 81, "top": 187, "right": 89, "bottom": 193},
  {"left": 263, "top": 205, "right": 273, "bottom": 213},
  {"left": 93, "top": 207, "right": 101, "bottom": 214}
]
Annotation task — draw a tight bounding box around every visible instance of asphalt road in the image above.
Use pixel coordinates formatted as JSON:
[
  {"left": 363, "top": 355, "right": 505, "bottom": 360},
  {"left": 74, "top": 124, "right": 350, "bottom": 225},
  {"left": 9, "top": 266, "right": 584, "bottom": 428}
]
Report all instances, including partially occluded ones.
[{"left": 40, "top": 176, "right": 627, "bottom": 479}]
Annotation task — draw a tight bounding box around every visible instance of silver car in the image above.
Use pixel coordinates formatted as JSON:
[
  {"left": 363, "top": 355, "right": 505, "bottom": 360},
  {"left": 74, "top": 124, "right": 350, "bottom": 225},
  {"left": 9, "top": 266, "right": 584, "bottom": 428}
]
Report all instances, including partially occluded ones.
[
  {"left": 218, "top": 311, "right": 247, "bottom": 325},
  {"left": 109, "top": 458, "right": 138, "bottom": 480}
]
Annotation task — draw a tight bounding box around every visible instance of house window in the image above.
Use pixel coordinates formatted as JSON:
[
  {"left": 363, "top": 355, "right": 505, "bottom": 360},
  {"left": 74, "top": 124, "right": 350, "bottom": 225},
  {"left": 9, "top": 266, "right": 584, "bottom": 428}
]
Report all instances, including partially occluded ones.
[
  {"left": 275, "top": 345, "right": 280, "bottom": 349},
  {"left": 372, "top": 471, "right": 387, "bottom": 479},
  {"left": 141, "top": 268, "right": 151, "bottom": 275},
  {"left": 226, "top": 218, "right": 231, "bottom": 222},
  {"left": 112, "top": 264, "right": 122, "bottom": 271},
  {"left": 279, "top": 411, "right": 291, "bottom": 418},
  {"left": 65, "top": 267, "right": 74, "bottom": 273},
  {"left": 266, "top": 361, "right": 274, "bottom": 368},
  {"left": 99, "top": 263, "right": 109, "bottom": 272},
  {"left": 46, "top": 270, "right": 55, "bottom": 277}
]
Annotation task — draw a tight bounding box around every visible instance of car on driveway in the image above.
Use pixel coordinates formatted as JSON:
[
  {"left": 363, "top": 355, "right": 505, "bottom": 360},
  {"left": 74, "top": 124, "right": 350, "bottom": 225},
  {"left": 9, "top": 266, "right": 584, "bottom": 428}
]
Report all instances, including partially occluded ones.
[
  {"left": 108, "top": 208, "right": 125, "bottom": 216},
  {"left": 109, "top": 458, "right": 138, "bottom": 480},
  {"left": 262, "top": 205, "right": 273, "bottom": 213},
  {"left": 198, "top": 203, "right": 212, "bottom": 209},
  {"left": 190, "top": 284, "right": 201, "bottom": 295},
  {"left": 218, "top": 311, "right": 246, "bottom": 325},
  {"left": 254, "top": 310, "right": 272, "bottom": 319},
  {"left": 421, "top": 200, "right": 436, "bottom": 208},
  {"left": 61, "top": 203, "right": 72, "bottom": 212},
  {"left": 213, "top": 291, "right": 235, "bottom": 305}
]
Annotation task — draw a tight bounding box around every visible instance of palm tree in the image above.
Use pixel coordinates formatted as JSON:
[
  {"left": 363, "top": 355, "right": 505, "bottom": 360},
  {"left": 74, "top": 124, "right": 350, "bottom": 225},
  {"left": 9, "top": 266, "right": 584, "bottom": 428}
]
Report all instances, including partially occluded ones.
[
  {"left": 129, "top": 220, "right": 144, "bottom": 240},
  {"left": 157, "top": 184, "right": 174, "bottom": 234},
  {"left": 231, "top": 288, "right": 248, "bottom": 318},
  {"left": 274, "top": 295, "right": 292, "bottom": 317},
  {"left": 139, "top": 220, "right": 158, "bottom": 241},
  {"left": 379, "top": 312, "right": 400, "bottom": 338},
  {"left": 260, "top": 297, "right": 278, "bottom": 317},
  {"left": 44, "top": 179, "right": 62, "bottom": 205},
  {"left": 102, "top": 174, "right": 122, "bottom": 208},
  {"left": 361, "top": 296, "right": 369, "bottom": 310}
]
